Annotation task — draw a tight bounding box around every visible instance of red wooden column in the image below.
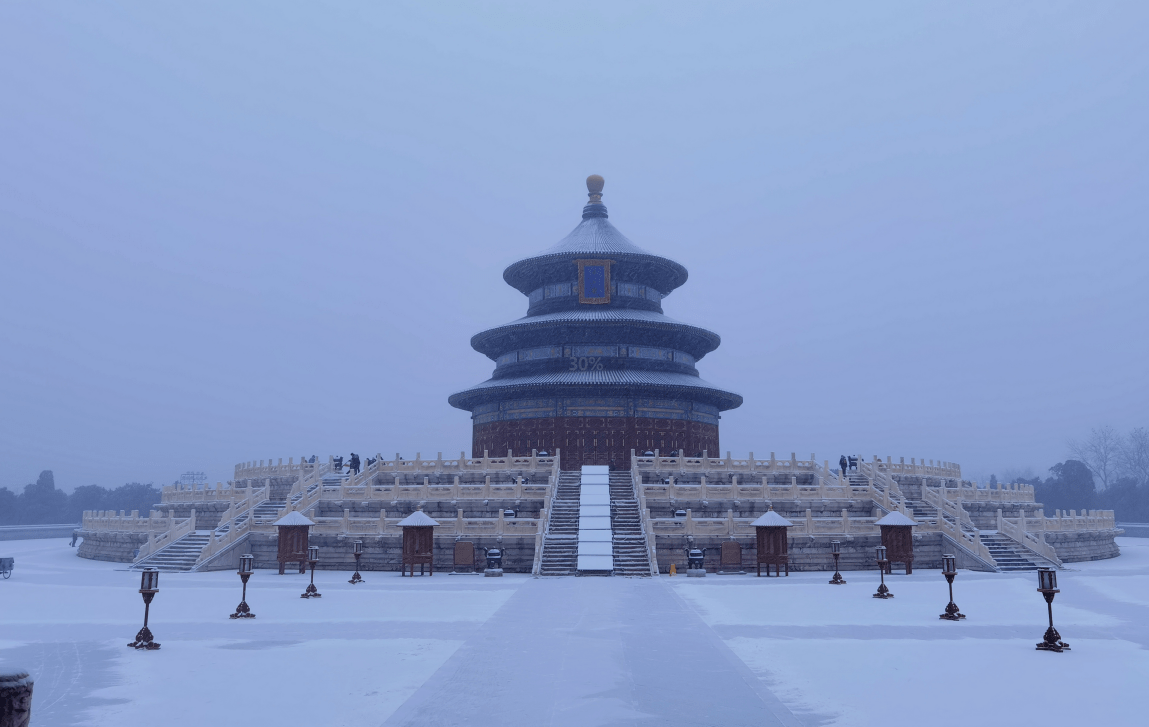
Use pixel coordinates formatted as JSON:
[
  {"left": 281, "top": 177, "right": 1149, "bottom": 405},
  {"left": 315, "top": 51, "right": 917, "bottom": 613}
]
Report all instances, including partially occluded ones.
[
  {"left": 274, "top": 511, "right": 315, "bottom": 575},
  {"left": 751, "top": 508, "right": 793, "bottom": 577}
]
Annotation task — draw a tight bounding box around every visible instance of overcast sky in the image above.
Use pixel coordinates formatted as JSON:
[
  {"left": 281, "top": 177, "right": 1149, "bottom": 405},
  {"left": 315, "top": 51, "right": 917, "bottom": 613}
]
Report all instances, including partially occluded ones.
[{"left": 2, "top": 2, "right": 1147, "bottom": 492}]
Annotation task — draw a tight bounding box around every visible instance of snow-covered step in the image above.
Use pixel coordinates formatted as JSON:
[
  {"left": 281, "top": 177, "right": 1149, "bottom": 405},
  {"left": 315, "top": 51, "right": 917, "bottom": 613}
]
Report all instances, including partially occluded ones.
[
  {"left": 609, "top": 471, "right": 653, "bottom": 576},
  {"left": 539, "top": 471, "right": 581, "bottom": 575}
]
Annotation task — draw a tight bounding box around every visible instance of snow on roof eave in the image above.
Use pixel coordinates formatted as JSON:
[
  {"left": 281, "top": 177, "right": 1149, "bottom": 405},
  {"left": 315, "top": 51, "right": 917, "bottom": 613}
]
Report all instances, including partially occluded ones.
[
  {"left": 875, "top": 511, "right": 918, "bottom": 526},
  {"left": 274, "top": 511, "right": 315, "bottom": 526},
  {"left": 750, "top": 511, "right": 794, "bottom": 527},
  {"left": 397, "top": 511, "right": 440, "bottom": 527}
]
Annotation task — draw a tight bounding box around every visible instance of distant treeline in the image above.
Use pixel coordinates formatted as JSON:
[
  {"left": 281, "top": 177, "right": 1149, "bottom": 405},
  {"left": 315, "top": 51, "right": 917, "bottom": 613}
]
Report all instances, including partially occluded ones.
[
  {"left": 0, "top": 470, "right": 162, "bottom": 526},
  {"left": 1021, "top": 460, "right": 1149, "bottom": 522},
  {"left": 1024, "top": 427, "right": 1149, "bottom": 523}
]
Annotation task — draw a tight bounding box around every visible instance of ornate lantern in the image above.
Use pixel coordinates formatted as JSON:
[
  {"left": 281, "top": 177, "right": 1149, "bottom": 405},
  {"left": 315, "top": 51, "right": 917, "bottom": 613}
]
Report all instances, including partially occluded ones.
[
  {"left": 1036, "top": 568, "right": 1069, "bottom": 652},
  {"left": 829, "top": 539, "right": 846, "bottom": 585},
  {"left": 873, "top": 545, "right": 893, "bottom": 599},
  {"left": 127, "top": 568, "right": 161, "bottom": 649},
  {"left": 938, "top": 554, "right": 964, "bottom": 621},
  {"left": 231, "top": 554, "right": 256, "bottom": 619},
  {"left": 349, "top": 540, "right": 365, "bottom": 585},
  {"left": 301, "top": 546, "right": 322, "bottom": 598}
]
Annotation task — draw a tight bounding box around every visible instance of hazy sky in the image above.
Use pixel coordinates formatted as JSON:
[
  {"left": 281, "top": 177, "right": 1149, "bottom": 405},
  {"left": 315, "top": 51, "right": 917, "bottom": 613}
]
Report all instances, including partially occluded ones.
[{"left": 2, "top": 2, "right": 1147, "bottom": 492}]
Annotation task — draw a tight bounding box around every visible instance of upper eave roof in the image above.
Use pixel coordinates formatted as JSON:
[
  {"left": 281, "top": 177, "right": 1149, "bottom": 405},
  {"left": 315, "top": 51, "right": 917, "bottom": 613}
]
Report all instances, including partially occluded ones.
[{"left": 502, "top": 213, "right": 689, "bottom": 296}]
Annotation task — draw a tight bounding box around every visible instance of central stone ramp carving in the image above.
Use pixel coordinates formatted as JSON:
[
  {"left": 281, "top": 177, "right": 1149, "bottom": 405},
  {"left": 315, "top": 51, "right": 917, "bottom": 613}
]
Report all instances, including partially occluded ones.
[{"left": 577, "top": 465, "right": 614, "bottom": 574}]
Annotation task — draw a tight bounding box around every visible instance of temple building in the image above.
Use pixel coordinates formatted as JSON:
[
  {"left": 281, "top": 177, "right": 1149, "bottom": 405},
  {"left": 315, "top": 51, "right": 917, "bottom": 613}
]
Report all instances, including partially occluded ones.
[
  {"left": 72, "top": 177, "right": 1121, "bottom": 578},
  {"left": 448, "top": 176, "right": 742, "bottom": 470}
]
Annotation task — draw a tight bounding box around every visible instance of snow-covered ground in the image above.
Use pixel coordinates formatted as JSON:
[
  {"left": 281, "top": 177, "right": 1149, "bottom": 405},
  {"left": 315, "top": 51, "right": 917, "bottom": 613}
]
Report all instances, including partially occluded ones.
[{"left": 1, "top": 538, "right": 1146, "bottom": 726}]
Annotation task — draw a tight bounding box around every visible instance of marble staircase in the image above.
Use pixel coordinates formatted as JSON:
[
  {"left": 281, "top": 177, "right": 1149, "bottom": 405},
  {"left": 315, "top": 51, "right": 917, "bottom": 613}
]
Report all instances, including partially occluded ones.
[
  {"left": 609, "top": 472, "right": 651, "bottom": 576},
  {"left": 131, "top": 532, "right": 211, "bottom": 572},
  {"left": 979, "top": 532, "right": 1049, "bottom": 571},
  {"left": 538, "top": 471, "right": 580, "bottom": 576}
]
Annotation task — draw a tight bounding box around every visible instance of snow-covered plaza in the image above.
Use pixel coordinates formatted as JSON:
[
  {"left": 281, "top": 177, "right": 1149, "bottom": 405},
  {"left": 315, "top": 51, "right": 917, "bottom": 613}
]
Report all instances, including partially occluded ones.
[{"left": 2, "top": 536, "right": 1147, "bottom": 727}]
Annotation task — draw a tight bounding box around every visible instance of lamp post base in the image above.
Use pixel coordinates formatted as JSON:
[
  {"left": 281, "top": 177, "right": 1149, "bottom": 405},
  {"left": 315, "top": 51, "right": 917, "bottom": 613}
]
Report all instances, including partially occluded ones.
[
  {"left": 301, "top": 583, "right": 322, "bottom": 598},
  {"left": 230, "top": 601, "right": 256, "bottom": 619},
  {"left": 348, "top": 571, "right": 364, "bottom": 584},
  {"left": 127, "top": 626, "right": 160, "bottom": 650},
  {"left": 829, "top": 572, "right": 846, "bottom": 585},
  {"left": 1036, "top": 626, "right": 1070, "bottom": 652},
  {"left": 873, "top": 582, "right": 893, "bottom": 599},
  {"left": 939, "top": 601, "right": 965, "bottom": 620}
]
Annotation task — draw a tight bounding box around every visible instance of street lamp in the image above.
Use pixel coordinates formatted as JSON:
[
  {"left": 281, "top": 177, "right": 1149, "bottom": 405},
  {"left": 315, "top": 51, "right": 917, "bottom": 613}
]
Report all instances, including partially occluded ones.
[
  {"left": 230, "top": 554, "right": 256, "bottom": 619},
  {"left": 1036, "top": 568, "right": 1070, "bottom": 652},
  {"left": 828, "top": 540, "right": 846, "bottom": 585},
  {"left": 348, "top": 540, "right": 365, "bottom": 584},
  {"left": 127, "top": 568, "right": 161, "bottom": 649},
  {"left": 301, "top": 545, "right": 322, "bottom": 599},
  {"left": 938, "top": 554, "right": 965, "bottom": 620},
  {"left": 872, "top": 545, "right": 893, "bottom": 599}
]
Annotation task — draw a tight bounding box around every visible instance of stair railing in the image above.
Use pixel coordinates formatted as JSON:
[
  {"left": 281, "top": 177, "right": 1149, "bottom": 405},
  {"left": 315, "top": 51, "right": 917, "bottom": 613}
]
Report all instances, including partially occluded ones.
[
  {"left": 997, "top": 509, "right": 1063, "bottom": 567},
  {"left": 922, "top": 485, "right": 976, "bottom": 529},
  {"left": 134, "top": 510, "right": 196, "bottom": 563},
  {"left": 631, "top": 467, "right": 660, "bottom": 576},
  {"left": 194, "top": 513, "right": 254, "bottom": 569},
  {"left": 933, "top": 512, "right": 997, "bottom": 569},
  {"left": 531, "top": 476, "right": 556, "bottom": 575}
]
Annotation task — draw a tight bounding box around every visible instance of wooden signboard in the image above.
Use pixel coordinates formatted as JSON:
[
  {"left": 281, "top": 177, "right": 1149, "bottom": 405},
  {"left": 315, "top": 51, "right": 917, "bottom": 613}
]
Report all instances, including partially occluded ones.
[
  {"left": 453, "top": 541, "right": 475, "bottom": 573},
  {"left": 719, "top": 541, "right": 744, "bottom": 574}
]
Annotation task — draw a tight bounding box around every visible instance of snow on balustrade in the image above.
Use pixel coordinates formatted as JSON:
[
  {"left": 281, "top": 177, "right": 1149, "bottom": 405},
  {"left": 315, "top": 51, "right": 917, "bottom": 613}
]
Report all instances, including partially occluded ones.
[
  {"left": 939, "top": 481, "right": 1037, "bottom": 503},
  {"left": 82, "top": 510, "right": 179, "bottom": 534},
  {"left": 232, "top": 451, "right": 558, "bottom": 481},
  {"left": 648, "top": 508, "right": 886, "bottom": 538},
  {"left": 631, "top": 451, "right": 962, "bottom": 479}
]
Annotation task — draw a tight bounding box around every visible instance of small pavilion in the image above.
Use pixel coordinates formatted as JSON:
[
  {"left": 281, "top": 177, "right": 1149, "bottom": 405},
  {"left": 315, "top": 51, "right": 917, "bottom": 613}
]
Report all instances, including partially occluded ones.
[
  {"left": 274, "top": 511, "right": 314, "bottom": 575},
  {"left": 398, "top": 510, "right": 439, "bottom": 576},
  {"left": 751, "top": 508, "right": 793, "bottom": 577},
  {"left": 876, "top": 510, "right": 917, "bottom": 574}
]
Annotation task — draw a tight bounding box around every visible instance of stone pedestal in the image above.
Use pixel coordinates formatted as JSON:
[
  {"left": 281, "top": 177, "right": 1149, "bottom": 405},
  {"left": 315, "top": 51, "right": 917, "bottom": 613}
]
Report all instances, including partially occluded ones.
[
  {"left": 0, "top": 671, "right": 33, "bottom": 727},
  {"left": 484, "top": 568, "right": 503, "bottom": 577},
  {"left": 687, "top": 568, "right": 706, "bottom": 577}
]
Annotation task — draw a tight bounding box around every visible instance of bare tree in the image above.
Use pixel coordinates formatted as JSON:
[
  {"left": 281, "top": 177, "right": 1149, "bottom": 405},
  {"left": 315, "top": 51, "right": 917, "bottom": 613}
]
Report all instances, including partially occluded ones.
[
  {"left": 1118, "top": 427, "right": 1149, "bottom": 488},
  {"left": 1068, "top": 426, "right": 1122, "bottom": 490}
]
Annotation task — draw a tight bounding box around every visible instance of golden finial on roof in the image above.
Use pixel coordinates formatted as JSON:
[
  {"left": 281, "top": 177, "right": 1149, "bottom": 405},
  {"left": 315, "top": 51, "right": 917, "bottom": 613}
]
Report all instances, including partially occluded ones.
[{"left": 586, "top": 174, "right": 604, "bottom": 204}]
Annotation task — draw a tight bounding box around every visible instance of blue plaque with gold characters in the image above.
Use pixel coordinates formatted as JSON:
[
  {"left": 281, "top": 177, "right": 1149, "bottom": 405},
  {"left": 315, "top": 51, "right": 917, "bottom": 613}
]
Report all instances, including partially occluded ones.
[{"left": 577, "top": 259, "right": 611, "bottom": 304}]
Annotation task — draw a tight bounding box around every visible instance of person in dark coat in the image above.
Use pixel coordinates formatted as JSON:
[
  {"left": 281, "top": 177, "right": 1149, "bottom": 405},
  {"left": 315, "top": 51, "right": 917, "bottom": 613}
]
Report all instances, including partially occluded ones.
[
  {"left": 348, "top": 453, "right": 360, "bottom": 475},
  {"left": 839, "top": 455, "right": 848, "bottom": 476}
]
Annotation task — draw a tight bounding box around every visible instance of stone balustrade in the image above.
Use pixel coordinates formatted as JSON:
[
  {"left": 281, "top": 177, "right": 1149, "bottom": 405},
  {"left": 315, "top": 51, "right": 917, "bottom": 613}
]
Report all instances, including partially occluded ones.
[
  {"left": 235, "top": 451, "right": 558, "bottom": 481},
  {"left": 648, "top": 508, "right": 885, "bottom": 537},
  {"left": 82, "top": 509, "right": 179, "bottom": 534},
  {"left": 161, "top": 482, "right": 269, "bottom": 504},
  {"left": 320, "top": 477, "right": 550, "bottom": 503},
  {"left": 632, "top": 451, "right": 961, "bottom": 479},
  {"left": 135, "top": 510, "right": 196, "bottom": 560},
  {"left": 1013, "top": 508, "right": 1117, "bottom": 533},
  {"left": 940, "top": 481, "right": 1036, "bottom": 503},
  {"left": 243, "top": 509, "right": 542, "bottom": 537}
]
